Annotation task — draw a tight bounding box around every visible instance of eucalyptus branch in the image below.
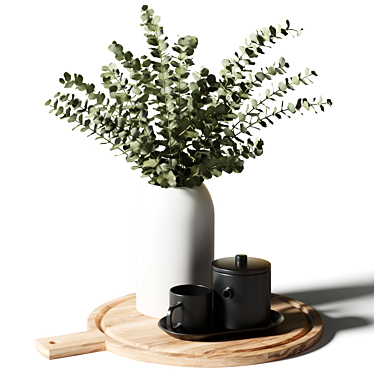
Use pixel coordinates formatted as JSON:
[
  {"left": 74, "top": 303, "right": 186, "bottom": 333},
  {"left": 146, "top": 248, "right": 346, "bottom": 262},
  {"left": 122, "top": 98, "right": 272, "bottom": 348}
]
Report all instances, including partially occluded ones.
[
  {"left": 48, "top": 104, "right": 129, "bottom": 156},
  {"left": 234, "top": 99, "right": 332, "bottom": 138},
  {"left": 45, "top": 4, "right": 332, "bottom": 188},
  {"left": 231, "top": 69, "right": 317, "bottom": 134}
]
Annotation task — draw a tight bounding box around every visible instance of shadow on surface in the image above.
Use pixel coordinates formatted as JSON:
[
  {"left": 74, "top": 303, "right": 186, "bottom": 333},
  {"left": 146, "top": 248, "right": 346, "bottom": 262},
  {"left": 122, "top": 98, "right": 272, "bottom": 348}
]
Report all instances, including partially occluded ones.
[{"left": 280, "top": 282, "right": 374, "bottom": 359}]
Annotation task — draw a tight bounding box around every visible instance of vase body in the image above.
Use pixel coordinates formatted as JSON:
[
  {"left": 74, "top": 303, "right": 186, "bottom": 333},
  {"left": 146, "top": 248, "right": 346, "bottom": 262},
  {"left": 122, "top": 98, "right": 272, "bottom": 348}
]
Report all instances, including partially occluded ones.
[{"left": 136, "top": 183, "right": 214, "bottom": 318}]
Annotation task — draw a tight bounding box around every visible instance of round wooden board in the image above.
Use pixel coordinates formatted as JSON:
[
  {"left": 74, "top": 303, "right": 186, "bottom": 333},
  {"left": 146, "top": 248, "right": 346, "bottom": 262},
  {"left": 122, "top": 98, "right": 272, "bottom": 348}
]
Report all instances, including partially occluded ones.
[{"left": 36, "top": 293, "right": 323, "bottom": 367}]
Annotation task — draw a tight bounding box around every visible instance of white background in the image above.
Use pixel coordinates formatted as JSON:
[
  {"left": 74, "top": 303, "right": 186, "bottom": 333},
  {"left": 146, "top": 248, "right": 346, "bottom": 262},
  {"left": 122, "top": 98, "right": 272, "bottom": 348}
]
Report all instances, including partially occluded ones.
[{"left": 1, "top": 0, "right": 373, "bottom": 372}]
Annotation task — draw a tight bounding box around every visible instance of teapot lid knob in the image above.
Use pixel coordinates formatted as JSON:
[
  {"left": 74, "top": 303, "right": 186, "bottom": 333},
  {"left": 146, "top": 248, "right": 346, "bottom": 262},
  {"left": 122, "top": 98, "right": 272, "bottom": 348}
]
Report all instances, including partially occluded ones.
[{"left": 235, "top": 254, "right": 247, "bottom": 264}]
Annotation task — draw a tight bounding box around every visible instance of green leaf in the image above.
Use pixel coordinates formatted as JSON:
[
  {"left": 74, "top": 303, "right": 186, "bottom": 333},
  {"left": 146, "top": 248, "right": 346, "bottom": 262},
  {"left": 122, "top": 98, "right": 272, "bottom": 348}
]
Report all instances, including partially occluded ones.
[
  {"left": 190, "top": 82, "right": 198, "bottom": 92},
  {"left": 64, "top": 72, "right": 71, "bottom": 81},
  {"left": 131, "top": 73, "right": 142, "bottom": 81},
  {"left": 200, "top": 68, "right": 209, "bottom": 76},
  {"left": 251, "top": 99, "right": 258, "bottom": 109},
  {"left": 147, "top": 37, "right": 158, "bottom": 46},
  {"left": 268, "top": 25, "right": 276, "bottom": 35},
  {"left": 217, "top": 88, "right": 227, "bottom": 96},
  {"left": 68, "top": 114, "right": 77, "bottom": 123},
  {"left": 255, "top": 72, "right": 265, "bottom": 82},
  {"left": 288, "top": 103, "right": 296, "bottom": 113},
  {"left": 292, "top": 76, "right": 300, "bottom": 85},
  {"left": 109, "top": 42, "right": 126, "bottom": 61},
  {"left": 185, "top": 131, "right": 199, "bottom": 138},
  {"left": 255, "top": 147, "right": 263, "bottom": 156},
  {"left": 240, "top": 123, "right": 247, "bottom": 134},
  {"left": 221, "top": 59, "right": 230, "bottom": 67},
  {"left": 176, "top": 66, "right": 187, "bottom": 75},
  {"left": 97, "top": 93, "right": 105, "bottom": 104},
  {"left": 226, "top": 113, "right": 238, "bottom": 119},
  {"left": 192, "top": 72, "right": 199, "bottom": 81},
  {"left": 233, "top": 71, "right": 244, "bottom": 79},
  {"left": 279, "top": 57, "right": 286, "bottom": 67},
  {"left": 109, "top": 62, "right": 117, "bottom": 71},
  {"left": 56, "top": 107, "right": 63, "bottom": 116},
  {"left": 303, "top": 101, "right": 310, "bottom": 110},
  {"left": 116, "top": 92, "right": 131, "bottom": 102},
  {"left": 138, "top": 94, "right": 149, "bottom": 103},
  {"left": 268, "top": 66, "right": 276, "bottom": 75},
  {"left": 132, "top": 87, "right": 141, "bottom": 95},
  {"left": 207, "top": 74, "right": 216, "bottom": 85},
  {"left": 305, "top": 67, "right": 310, "bottom": 76},
  {"left": 75, "top": 74, "right": 83, "bottom": 85},
  {"left": 143, "top": 159, "right": 158, "bottom": 168},
  {"left": 86, "top": 84, "right": 95, "bottom": 94},
  {"left": 65, "top": 81, "right": 74, "bottom": 88},
  {"left": 45, "top": 99, "right": 51, "bottom": 106},
  {"left": 278, "top": 82, "right": 287, "bottom": 92},
  {"left": 265, "top": 89, "right": 270, "bottom": 98},
  {"left": 210, "top": 168, "right": 222, "bottom": 177},
  {"left": 153, "top": 15, "right": 161, "bottom": 23},
  {"left": 250, "top": 33, "right": 258, "bottom": 43},
  {"left": 224, "top": 128, "right": 235, "bottom": 137}
]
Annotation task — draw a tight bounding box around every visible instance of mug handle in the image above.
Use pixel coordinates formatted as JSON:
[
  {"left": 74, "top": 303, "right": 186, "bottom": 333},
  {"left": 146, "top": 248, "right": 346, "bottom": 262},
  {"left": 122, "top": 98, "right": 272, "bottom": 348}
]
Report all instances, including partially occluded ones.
[{"left": 166, "top": 301, "right": 182, "bottom": 331}]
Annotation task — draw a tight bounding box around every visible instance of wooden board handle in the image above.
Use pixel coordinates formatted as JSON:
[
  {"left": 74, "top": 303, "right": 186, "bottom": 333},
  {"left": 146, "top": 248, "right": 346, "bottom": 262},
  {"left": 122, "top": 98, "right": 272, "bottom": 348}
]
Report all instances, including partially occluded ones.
[{"left": 35, "top": 330, "right": 107, "bottom": 360}]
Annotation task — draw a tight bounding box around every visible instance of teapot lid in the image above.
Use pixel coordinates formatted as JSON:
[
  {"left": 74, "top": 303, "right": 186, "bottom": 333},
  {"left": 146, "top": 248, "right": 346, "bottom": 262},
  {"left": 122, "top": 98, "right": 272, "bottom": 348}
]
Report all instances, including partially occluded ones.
[{"left": 211, "top": 254, "right": 271, "bottom": 275}]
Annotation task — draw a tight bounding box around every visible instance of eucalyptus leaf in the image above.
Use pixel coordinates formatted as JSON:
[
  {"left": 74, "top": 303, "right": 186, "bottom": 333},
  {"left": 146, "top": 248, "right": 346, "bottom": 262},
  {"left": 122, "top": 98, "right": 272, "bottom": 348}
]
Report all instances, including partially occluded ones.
[
  {"left": 278, "top": 82, "right": 287, "bottom": 92},
  {"left": 292, "top": 76, "right": 300, "bottom": 85},
  {"left": 132, "top": 87, "right": 141, "bottom": 95},
  {"left": 287, "top": 103, "right": 296, "bottom": 113},
  {"left": 143, "top": 159, "right": 158, "bottom": 167},
  {"left": 251, "top": 99, "right": 258, "bottom": 109},
  {"left": 221, "top": 59, "right": 230, "bottom": 67},
  {"left": 255, "top": 72, "right": 265, "bottom": 82}
]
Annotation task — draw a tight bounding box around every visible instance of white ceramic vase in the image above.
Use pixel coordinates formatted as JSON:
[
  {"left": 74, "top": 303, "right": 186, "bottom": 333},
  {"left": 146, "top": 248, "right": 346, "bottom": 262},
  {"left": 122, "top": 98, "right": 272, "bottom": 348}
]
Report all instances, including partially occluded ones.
[{"left": 136, "top": 183, "right": 214, "bottom": 318}]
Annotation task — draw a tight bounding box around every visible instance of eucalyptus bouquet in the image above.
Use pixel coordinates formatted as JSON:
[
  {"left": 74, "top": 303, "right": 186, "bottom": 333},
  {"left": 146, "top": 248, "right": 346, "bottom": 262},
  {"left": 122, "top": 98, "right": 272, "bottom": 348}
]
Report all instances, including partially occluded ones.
[{"left": 45, "top": 4, "right": 332, "bottom": 188}]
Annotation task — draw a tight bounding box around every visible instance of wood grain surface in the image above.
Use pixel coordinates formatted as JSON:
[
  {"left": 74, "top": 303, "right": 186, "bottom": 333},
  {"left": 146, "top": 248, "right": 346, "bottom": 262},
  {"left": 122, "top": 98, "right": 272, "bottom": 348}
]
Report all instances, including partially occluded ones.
[{"left": 36, "top": 293, "right": 323, "bottom": 367}]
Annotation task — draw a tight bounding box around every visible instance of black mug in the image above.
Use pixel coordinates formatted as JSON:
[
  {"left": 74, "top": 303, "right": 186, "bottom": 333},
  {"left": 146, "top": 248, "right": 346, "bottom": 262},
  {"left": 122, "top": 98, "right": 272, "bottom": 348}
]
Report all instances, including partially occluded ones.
[{"left": 167, "top": 284, "right": 212, "bottom": 334}]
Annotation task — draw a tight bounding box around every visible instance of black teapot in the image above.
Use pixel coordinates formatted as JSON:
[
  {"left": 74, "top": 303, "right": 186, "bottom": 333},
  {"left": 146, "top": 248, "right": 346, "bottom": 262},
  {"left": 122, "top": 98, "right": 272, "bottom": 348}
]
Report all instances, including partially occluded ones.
[{"left": 211, "top": 254, "right": 271, "bottom": 330}]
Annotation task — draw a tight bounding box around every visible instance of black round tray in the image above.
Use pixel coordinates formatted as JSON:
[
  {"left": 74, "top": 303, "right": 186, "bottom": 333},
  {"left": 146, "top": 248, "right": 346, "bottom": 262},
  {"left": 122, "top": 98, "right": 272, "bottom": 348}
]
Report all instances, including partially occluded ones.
[{"left": 158, "top": 310, "right": 284, "bottom": 341}]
